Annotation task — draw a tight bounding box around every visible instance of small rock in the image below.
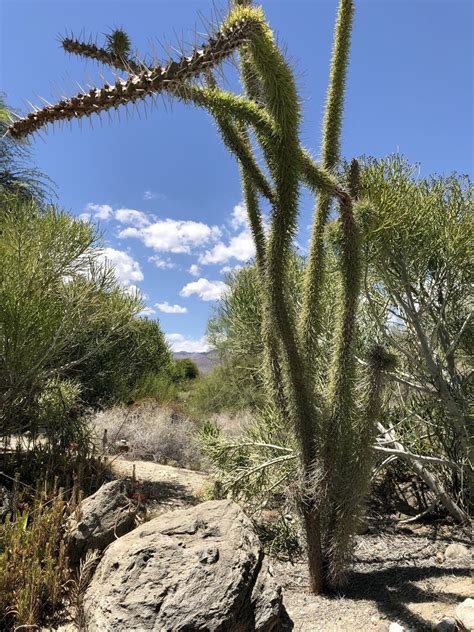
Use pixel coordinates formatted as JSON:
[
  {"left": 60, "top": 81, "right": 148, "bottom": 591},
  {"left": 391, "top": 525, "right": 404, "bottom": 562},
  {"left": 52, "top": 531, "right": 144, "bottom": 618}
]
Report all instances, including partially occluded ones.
[
  {"left": 445, "top": 543, "right": 470, "bottom": 561},
  {"left": 455, "top": 598, "right": 474, "bottom": 631},
  {"left": 434, "top": 617, "right": 458, "bottom": 631},
  {"left": 66, "top": 480, "right": 138, "bottom": 564},
  {"left": 389, "top": 624, "right": 405, "bottom": 632}
]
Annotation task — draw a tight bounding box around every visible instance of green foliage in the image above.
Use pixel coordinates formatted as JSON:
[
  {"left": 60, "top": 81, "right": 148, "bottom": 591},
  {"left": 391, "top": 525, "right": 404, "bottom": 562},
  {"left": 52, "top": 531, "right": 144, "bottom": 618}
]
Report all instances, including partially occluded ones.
[
  {"left": 130, "top": 372, "right": 178, "bottom": 404},
  {"left": 188, "top": 363, "right": 263, "bottom": 417},
  {"left": 170, "top": 358, "right": 200, "bottom": 383},
  {"left": 105, "top": 29, "right": 132, "bottom": 58},
  {"left": 355, "top": 155, "right": 473, "bottom": 511},
  {"left": 0, "top": 195, "right": 143, "bottom": 434},
  {"left": 72, "top": 316, "right": 172, "bottom": 406}
]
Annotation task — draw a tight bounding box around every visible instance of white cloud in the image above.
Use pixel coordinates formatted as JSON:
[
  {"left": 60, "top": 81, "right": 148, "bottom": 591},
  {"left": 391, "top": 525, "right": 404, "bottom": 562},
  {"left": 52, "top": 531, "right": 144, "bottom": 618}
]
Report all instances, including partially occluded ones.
[
  {"left": 199, "top": 230, "right": 255, "bottom": 265},
  {"left": 220, "top": 264, "right": 243, "bottom": 274},
  {"left": 143, "top": 190, "right": 156, "bottom": 200},
  {"left": 230, "top": 203, "right": 248, "bottom": 230},
  {"left": 166, "top": 333, "right": 210, "bottom": 353},
  {"left": 180, "top": 278, "right": 228, "bottom": 301},
  {"left": 138, "top": 306, "right": 156, "bottom": 318},
  {"left": 149, "top": 255, "right": 176, "bottom": 270},
  {"left": 119, "top": 219, "right": 221, "bottom": 254},
  {"left": 188, "top": 264, "right": 200, "bottom": 277},
  {"left": 96, "top": 247, "right": 144, "bottom": 286},
  {"left": 115, "top": 208, "right": 150, "bottom": 228},
  {"left": 78, "top": 213, "right": 91, "bottom": 223},
  {"left": 156, "top": 302, "right": 187, "bottom": 314},
  {"left": 85, "top": 203, "right": 113, "bottom": 220}
]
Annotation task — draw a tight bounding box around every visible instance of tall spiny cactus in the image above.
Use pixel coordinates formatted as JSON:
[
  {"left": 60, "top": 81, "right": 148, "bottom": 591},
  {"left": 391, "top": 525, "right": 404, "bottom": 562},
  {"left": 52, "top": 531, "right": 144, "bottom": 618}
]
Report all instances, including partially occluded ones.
[{"left": 8, "top": 0, "right": 388, "bottom": 592}]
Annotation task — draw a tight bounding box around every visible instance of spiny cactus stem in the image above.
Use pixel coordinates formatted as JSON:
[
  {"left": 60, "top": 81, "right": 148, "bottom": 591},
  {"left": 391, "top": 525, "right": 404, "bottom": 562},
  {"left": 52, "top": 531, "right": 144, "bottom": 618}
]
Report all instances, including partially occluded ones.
[
  {"left": 62, "top": 38, "right": 142, "bottom": 74},
  {"left": 8, "top": 17, "right": 262, "bottom": 139}
]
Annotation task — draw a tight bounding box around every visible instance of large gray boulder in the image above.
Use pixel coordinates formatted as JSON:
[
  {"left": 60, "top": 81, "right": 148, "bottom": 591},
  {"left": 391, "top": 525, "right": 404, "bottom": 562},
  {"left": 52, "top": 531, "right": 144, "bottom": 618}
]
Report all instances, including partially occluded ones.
[
  {"left": 66, "top": 479, "right": 137, "bottom": 564},
  {"left": 83, "top": 499, "right": 293, "bottom": 631}
]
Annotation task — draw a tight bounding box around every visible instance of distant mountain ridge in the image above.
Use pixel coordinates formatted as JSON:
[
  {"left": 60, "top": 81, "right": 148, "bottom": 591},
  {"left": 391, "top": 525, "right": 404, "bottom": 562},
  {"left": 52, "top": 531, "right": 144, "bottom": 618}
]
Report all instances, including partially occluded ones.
[{"left": 172, "top": 351, "right": 218, "bottom": 375}]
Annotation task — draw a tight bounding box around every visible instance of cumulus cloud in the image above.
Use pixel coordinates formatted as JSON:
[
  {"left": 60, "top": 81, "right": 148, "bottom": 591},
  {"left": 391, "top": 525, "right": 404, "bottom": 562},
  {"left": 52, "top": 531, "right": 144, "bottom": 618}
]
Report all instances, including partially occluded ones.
[
  {"left": 180, "top": 278, "right": 228, "bottom": 301},
  {"left": 155, "top": 302, "right": 187, "bottom": 314},
  {"left": 115, "top": 208, "right": 150, "bottom": 228},
  {"left": 143, "top": 190, "right": 156, "bottom": 200},
  {"left": 220, "top": 264, "right": 243, "bottom": 274},
  {"left": 149, "top": 255, "right": 176, "bottom": 269},
  {"left": 96, "top": 247, "right": 144, "bottom": 286},
  {"left": 230, "top": 203, "right": 248, "bottom": 230},
  {"left": 198, "top": 230, "right": 255, "bottom": 265},
  {"left": 119, "top": 219, "right": 221, "bottom": 254},
  {"left": 188, "top": 264, "right": 200, "bottom": 277},
  {"left": 84, "top": 203, "right": 113, "bottom": 221},
  {"left": 166, "top": 333, "right": 210, "bottom": 353},
  {"left": 138, "top": 306, "right": 156, "bottom": 318}
]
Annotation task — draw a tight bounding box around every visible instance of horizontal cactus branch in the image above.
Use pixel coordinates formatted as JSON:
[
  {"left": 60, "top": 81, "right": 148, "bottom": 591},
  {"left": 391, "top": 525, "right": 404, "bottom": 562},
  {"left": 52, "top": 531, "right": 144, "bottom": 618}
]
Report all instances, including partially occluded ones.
[
  {"left": 62, "top": 37, "right": 143, "bottom": 74},
  {"left": 8, "top": 16, "right": 263, "bottom": 139}
]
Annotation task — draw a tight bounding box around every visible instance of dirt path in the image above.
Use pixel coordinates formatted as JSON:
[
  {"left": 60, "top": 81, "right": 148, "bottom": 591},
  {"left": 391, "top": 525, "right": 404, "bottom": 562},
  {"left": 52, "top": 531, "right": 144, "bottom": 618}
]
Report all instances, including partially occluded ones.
[{"left": 109, "top": 457, "right": 211, "bottom": 515}]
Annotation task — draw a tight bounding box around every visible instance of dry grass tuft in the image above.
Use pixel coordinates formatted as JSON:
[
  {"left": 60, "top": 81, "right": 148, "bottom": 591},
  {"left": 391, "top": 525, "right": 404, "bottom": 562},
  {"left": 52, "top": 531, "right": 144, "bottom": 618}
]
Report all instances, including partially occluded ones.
[{"left": 90, "top": 402, "right": 203, "bottom": 470}]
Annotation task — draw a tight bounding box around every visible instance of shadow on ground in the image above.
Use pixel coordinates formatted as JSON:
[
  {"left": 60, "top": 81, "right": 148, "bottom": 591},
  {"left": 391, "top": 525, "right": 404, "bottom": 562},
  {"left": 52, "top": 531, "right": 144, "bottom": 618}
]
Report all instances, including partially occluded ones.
[{"left": 330, "top": 565, "right": 470, "bottom": 631}]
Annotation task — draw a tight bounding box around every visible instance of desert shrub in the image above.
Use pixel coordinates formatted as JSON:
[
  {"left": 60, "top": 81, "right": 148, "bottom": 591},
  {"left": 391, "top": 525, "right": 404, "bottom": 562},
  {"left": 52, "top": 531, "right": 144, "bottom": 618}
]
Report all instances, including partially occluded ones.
[
  {"left": 72, "top": 316, "right": 172, "bottom": 407},
  {"left": 0, "top": 194, "right": 142, "bottom": 438},
  {"left": 0, "top": 483, "right": 77, "bottom": 630},
  {"left": 91, "top": 402, "right": 202, "bottom": 470},
  {"left": 129, "top": 372, "right": 178, "bottom": 404},
  {"left": 188, "top": 363, "right": 264, "bottom": 416},
  {"left": 354, "top": 156, "right": 472, "bottom": 513},
  {"left": 169, "top": 358, "right": 200, "bottom": 383}
]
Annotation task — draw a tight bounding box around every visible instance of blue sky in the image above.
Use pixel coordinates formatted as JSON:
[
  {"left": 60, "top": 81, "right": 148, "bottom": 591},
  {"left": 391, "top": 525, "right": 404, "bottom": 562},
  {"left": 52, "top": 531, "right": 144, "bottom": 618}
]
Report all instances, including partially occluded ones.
[{"left": 1, "top": 0, "right": 472, "bottom": 351}]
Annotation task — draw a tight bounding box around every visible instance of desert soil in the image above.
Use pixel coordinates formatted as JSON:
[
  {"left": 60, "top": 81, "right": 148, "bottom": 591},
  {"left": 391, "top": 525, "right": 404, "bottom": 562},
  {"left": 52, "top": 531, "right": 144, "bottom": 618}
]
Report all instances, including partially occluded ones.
[{"left": 112, "top": 457, "right": 471, "bottom": 632}]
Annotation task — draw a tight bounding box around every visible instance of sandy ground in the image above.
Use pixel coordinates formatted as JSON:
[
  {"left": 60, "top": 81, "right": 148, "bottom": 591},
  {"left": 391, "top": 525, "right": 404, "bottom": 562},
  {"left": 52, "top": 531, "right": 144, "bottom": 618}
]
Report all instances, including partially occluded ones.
[
  {"left": 111, "top": 457, "right": 471, "bottom": 632},
  {"left": 273, "top": 526, "right": 471, "bottom": 631}
]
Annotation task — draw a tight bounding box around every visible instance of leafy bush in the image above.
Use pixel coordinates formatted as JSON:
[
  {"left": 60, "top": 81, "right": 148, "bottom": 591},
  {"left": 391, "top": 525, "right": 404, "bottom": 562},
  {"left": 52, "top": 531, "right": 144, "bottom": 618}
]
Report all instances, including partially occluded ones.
[
  {"left": 0, "top": 195, "right": 142, "bottom": 438},
  {"left": 129, "top": 372, "right": 178, "bottom": 404},
  {"left": 169, "top": 358, "right": 200, "bottom": 383},
  {"left": 72, "top": 316, "right": 172, "bottom": 407},
  {"left": 188, "top": 363, "right": 264, "bottom": 417}
]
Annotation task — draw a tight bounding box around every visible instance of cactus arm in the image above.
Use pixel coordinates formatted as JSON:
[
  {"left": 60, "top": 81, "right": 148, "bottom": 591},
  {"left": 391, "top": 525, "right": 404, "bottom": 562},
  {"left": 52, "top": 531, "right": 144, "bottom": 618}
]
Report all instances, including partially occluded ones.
[
  {"left": 300, "top": 0, "right": 355, "bottom": 360},
  {"left": 62, "top": 37, "right": 142, "bottom": 74},
  {"left": 8, "top": 15, "right": 263, "bottom": 139},
  {"left": 298, "top": 148, "right": 347, "bottom": 199}
]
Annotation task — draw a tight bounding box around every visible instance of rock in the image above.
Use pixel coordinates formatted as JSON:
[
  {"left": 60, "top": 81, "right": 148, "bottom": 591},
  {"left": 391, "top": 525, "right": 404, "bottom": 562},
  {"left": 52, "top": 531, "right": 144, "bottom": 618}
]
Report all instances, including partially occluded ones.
[
  {"left": 444, "top": 543, "right": 470, "bottom": 561},
  {"left": 66, "top": 480, "right": 138, "bottom": 564},
  {"left": 456, "top": 598, "right": 474, "bottom": 631},
  {"left": 377, "top": 624, "right": 404, "bottom": 632},
  {"left": 434, "top": 617, "right": 458, "bottom": 631},
  {"left": 83, "top": 499, "right": 293, "bottom": 631}
]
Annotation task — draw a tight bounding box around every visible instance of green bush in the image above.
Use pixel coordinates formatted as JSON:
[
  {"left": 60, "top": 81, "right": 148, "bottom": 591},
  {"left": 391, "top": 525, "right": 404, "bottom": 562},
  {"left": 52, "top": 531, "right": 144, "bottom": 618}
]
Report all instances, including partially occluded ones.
[
  {"left": 169, "top": 358, "right": 200, "bottom": 383},
  {"left": 130, "top": 372, "right": 178, "bottom": 404}
]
